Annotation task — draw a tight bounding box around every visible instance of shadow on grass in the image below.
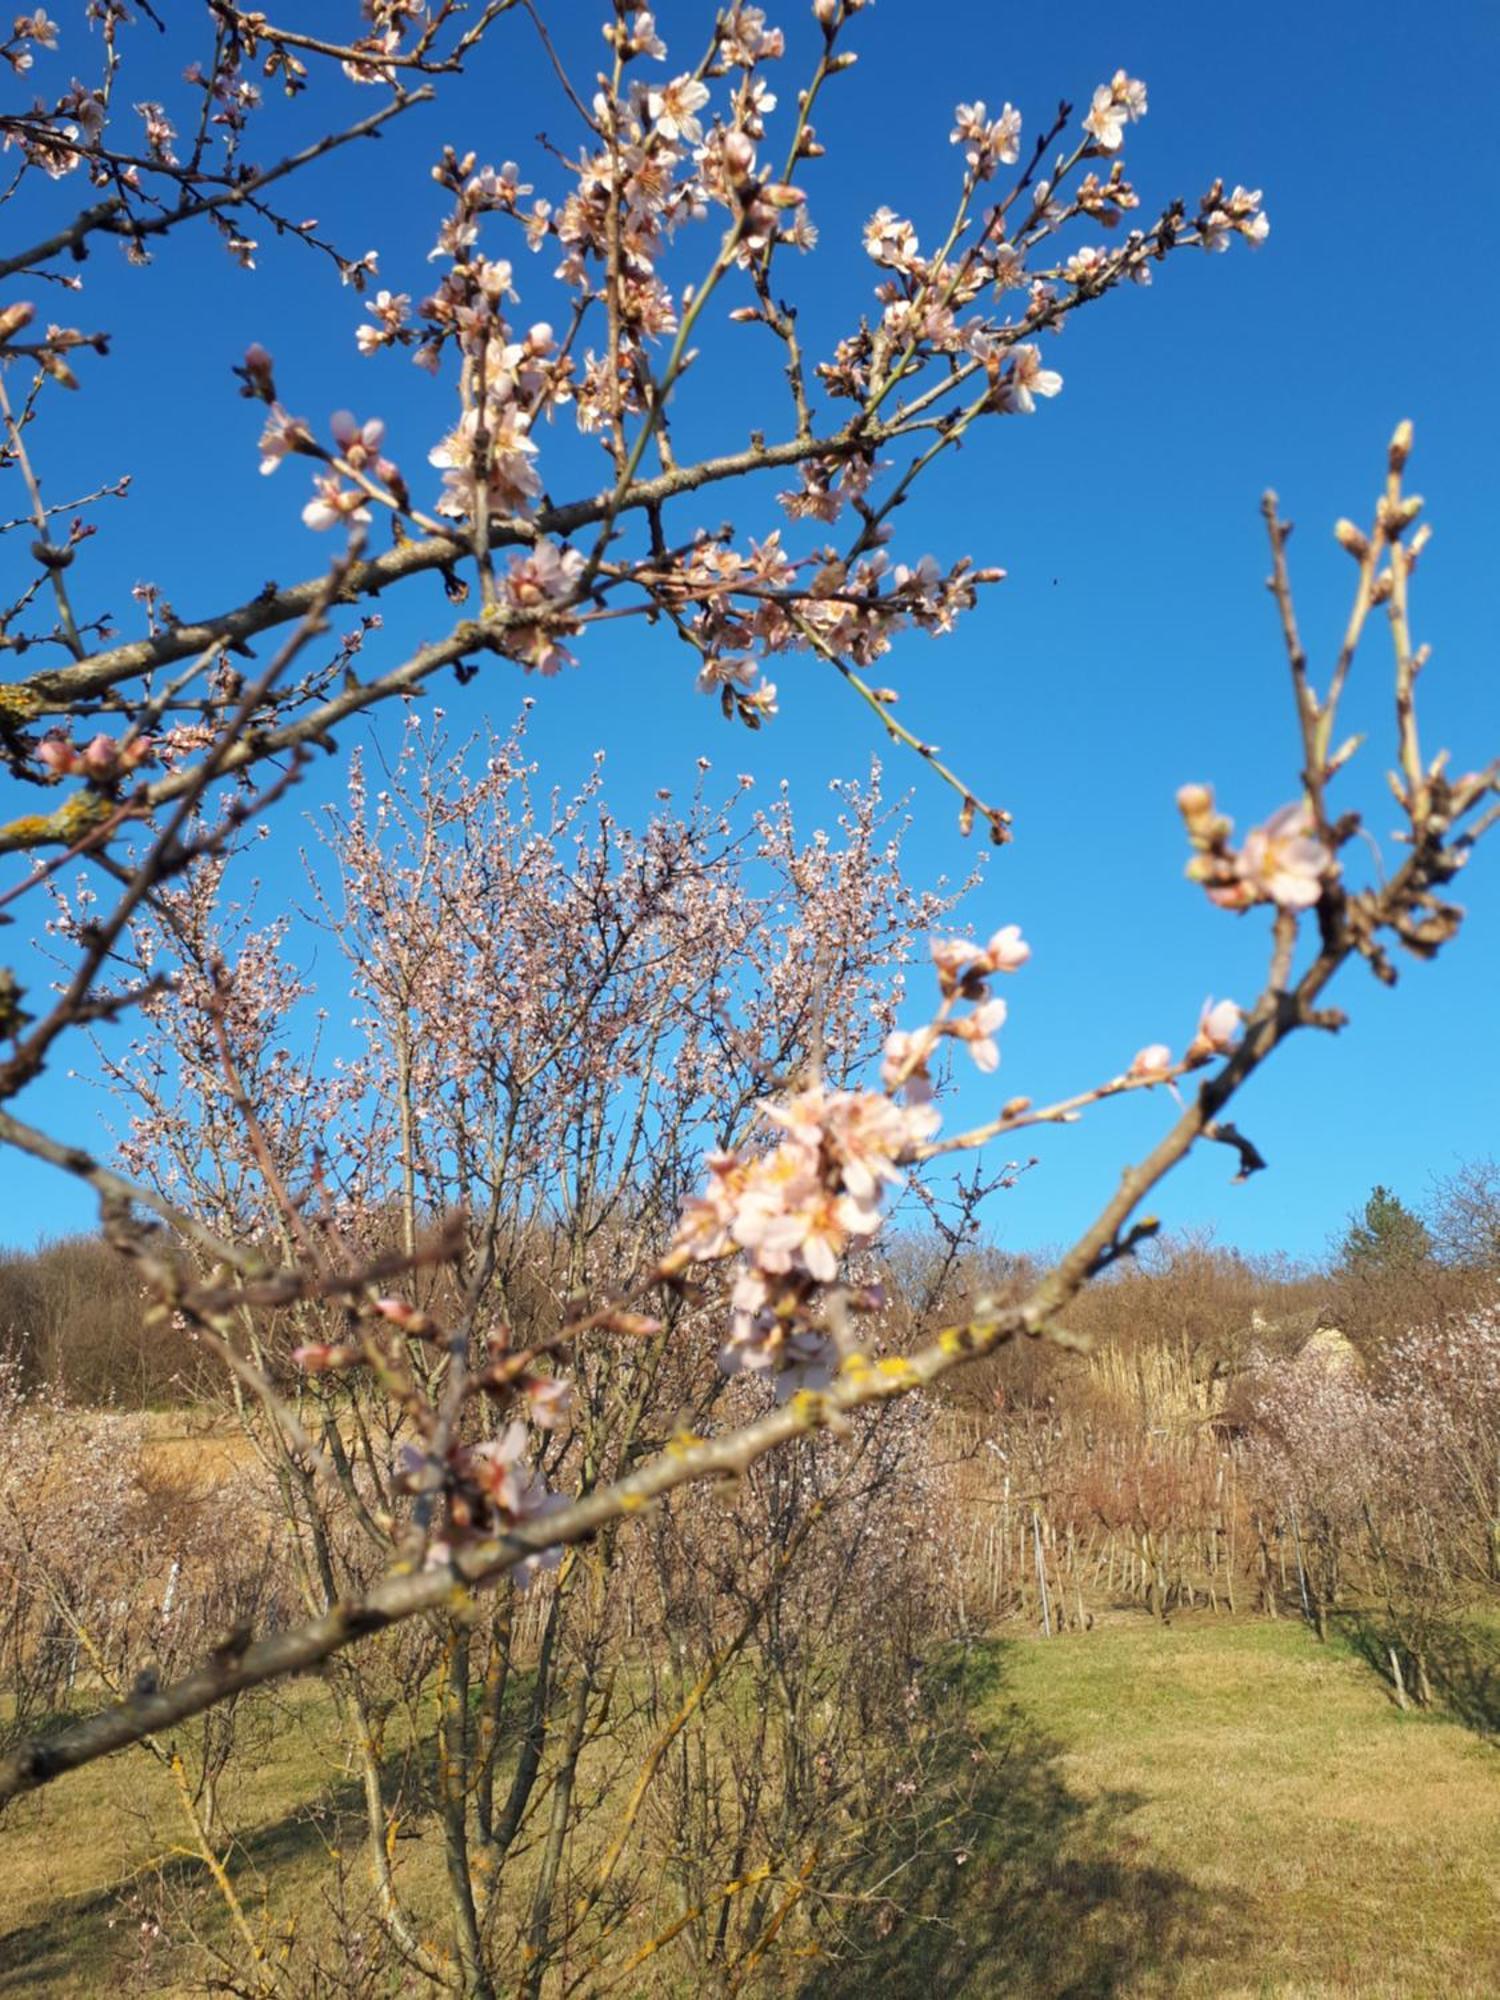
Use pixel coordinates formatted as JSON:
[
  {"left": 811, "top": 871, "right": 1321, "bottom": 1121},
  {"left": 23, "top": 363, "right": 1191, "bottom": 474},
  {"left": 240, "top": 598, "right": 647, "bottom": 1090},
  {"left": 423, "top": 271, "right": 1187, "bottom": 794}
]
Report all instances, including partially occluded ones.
[
  {"left": 1338, "top": 1611, "right": 1500, "bottom": 1738},
  {"left": 801, "top": 1642, "right": 1249, "bottom": 2000},
  {"left": 0, "top": 1699, "right": 444, "bottom": 1997}
]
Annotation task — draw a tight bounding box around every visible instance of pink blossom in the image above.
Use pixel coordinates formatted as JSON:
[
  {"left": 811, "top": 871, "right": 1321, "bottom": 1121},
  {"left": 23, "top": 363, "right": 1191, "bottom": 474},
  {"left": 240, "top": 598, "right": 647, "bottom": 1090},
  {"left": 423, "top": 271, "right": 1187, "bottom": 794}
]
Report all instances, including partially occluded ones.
[
  {"left": 502, "top": 540, "right": 585, "bottom": 610},
  {"left": 863, "top": 207, "right": 922, "bottom": 272},
  {"left": 984, "top": 924, "right": 1030, "bottom": 973},
  {"left": 1128, "top": 1043, "right": 1173, "bottom": 1082},
  {"left": 951, "top": 100, "right": 1022, "bottom": 177},
  {"left": 1000, "top": 345, "right": 1063, "bottom": 414},
  {"left": 302, "top": 475, "right": 371, "bottom": 532},
  {"left": 522, "top": 1374, "right": 572, "bottom": 1428},
  {"left": 1189, "top": 997, "right": 1241, "bottom": 1061},
  {"left": 329, "top": 410, "right": 386, "bottom": 471},
  {"left": 430, "top": 406, "right": 541, "bottom": 519},
  {"left": 646, "top": 74, "right": 710, "bottom": 143},
  {"left": 881, "top": 1024, "right": 939, "bottom": 1098},
  {"left": 956, "top": 995, "right": 1008, "bottom": 1072},
  {"left": 1083, "top": 71, "right": 1147, "bottom": 151},
  {"left": 258, "top": 407, "right": 313, "bottom": 475},
  {"left": 622, "top": 9, "right": 666, "bottom": 59},
  {"left": 16, "top": 11, "right": 58, "bottom": 50},
  {"left": 1065, "top": 245, "right": 1108, "bottom": 285},
  {"left": 1236, "top": 801, "right": 1332, "bottom": 911},
  {"left": 930, "top": 935, "right": 980, "bottom": 989}
]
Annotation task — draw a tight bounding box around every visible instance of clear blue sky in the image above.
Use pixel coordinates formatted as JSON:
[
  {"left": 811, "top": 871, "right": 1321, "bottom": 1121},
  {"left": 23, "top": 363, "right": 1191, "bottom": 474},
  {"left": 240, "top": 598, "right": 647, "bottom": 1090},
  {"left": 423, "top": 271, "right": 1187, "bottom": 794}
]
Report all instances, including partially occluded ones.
[{"left": 5, "top": 1, "right": 1498, "bottom": 1262}]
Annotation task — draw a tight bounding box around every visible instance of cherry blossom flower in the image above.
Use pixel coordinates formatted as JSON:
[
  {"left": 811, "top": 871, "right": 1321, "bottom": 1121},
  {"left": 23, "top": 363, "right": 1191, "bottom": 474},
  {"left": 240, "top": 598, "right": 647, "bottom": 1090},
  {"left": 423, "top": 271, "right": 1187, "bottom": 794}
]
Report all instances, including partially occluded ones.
[
  {"left": 355, "top": 289, "right": 411, "bottom": 354},
  {"left": 881, "top": 1024, "right": 939, "bottom": 1098},
  {"left": 1201, "top": 185, "right": 1269, "bottom": 253},
  {"left": 955, "top": 995, "right": 1008, "bottom": 1072},
  {"left": 863, "top": 207, "right": 922, "bottom": 273},
  {"left": 329, "top": 410, "right": 387, "bottom": 472},
  {"left": 618, "top": 8, "right": 666, "bottom": 60},
  {"left": 929, "top": 924, "right": 1029, "bottom": 991},
  {"left": 1128, "top": 1043, "right": 1173, "bottom": 1082},
  {"left": 667, "top": 1078, "right": 939, "bottom": 1385},
  {"left": 520, "top": 1374, "right": 572, "bottom": 1428},
  {"left": 15, "top": 10, "right": 57, "bottom": 51},
  {"left": 1234, "top": 801, "right": 1332, "bottom": 911},
  {"left": 302, "top": 474, "right": 371, "bottom": 532},
  {"left": 999, "top": 344, "right": 1063, "bottom": 414},
  {"left": 501, "top": 540, "right": 585, "bottom": 611},
  {"left": 647, "top": 75, "right": 710, "bottom": 144},
  {"left": 985, "top": 924, "right": 1031, "bottom": 972},
  {"left": 257, "top": 407, "right": 313, "bottom": 474},
  {"left": 1065, "top": 244, "right": 1108, "bottom": 285},
  {"left": 1188, "top": 997, "right": 1241, "bottom": 1061},
  {"left": 238, "top": 342, "right": 275, "bottom": 400},
  {"left": 1083, "top": 70, "right": 1147, "bottom": 152},
  {"left": 719, "top": 5, "right": 784, "bottom": 66},
  {"left": 816, "top": 1087, "right": 940, "bottom": 1198},
  {"left": 459, "top": 1424, "right": 566, "bottom": 1581},
  {"left": 951, "top": 100, "right": 1022, "bottom": 178},
  {"left": 430, "top": 406, "right": 541, "bottom": 519},
  {"left": 930, "top": 935, "right": 981, "bottom": 991},
  {"left": 134, "top": 100, "right": 177, "bottom": 165}
]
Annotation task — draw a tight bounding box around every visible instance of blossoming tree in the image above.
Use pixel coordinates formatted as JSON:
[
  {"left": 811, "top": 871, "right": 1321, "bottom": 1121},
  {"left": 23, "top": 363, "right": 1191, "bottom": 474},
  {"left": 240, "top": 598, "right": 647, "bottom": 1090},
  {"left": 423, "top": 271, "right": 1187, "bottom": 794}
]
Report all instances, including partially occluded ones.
[{"left": 0, "top": 2, "right": 1495, "bottom": 1989}]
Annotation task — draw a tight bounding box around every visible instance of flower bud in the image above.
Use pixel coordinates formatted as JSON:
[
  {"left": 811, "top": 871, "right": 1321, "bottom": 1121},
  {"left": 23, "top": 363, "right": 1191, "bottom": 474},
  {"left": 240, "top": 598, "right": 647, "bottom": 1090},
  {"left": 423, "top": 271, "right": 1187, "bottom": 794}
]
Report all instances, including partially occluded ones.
[
  {"left": 80, "top": 734, "right": 119, "bottom": 779},
  {"left": 722, "top": 130, "right": 757, "bottom": 184},
  {"left": 0, "top": 301, "right": 36, "bottom": 345},
  {"left": 1129, "top": 1044, "right": 1173, "bottom": 1080},
  {"left": 1388, "top": 418, "right": 1413, "bottom": 473},
  {"left": 36, "top": 738, "right": 78, "bottom": 776},
  {"left": 1333, "top": 518, "right": 1369, "bottom": 560}
]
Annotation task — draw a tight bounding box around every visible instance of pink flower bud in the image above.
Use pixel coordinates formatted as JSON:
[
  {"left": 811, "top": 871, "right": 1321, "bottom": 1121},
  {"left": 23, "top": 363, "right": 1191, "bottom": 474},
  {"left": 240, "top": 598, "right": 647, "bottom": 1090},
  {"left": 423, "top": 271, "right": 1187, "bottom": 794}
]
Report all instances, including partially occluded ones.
[
  {"left": 80, "top": 733, "right": 119, "bottom": 779},
  {"left": 983, "top": 924, "right": 1030, "bottom": 973},
  {"left": 1129, "top": 1043, "right": 1173, "bottom": 1081},
  {"left": 1188, "top": 998, "right": 1241, "bottom": 1061},
  {"left": 240, "top": 342, "right": 276, "bottom": 400},
  {"left": 722, "top": 130, "right": 757, "bottom": 183},
  {"left": 291, "top": 1343, "right": 358, "bottom": 1372},
  {"left": 36, "top": 738, "right": 79, "bottom": 776}
]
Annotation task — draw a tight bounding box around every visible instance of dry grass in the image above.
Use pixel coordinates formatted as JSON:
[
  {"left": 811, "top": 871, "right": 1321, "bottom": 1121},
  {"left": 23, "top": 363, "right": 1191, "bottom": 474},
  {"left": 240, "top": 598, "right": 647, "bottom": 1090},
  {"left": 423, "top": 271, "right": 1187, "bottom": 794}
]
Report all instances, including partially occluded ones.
[{"left": 135, "top": 1413, "right": 258, "bottom": 1492}]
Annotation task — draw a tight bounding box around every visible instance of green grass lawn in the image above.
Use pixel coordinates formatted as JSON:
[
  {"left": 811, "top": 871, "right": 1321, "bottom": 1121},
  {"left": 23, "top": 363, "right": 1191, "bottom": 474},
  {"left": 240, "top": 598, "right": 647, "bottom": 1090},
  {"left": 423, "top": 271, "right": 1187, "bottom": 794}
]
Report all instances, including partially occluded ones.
[
  {"left": 820, "top": 1615, "right": 1500, "bottom": 1999},
  {"left": 3, "top": 1615, "right": 1497, "bottom": 1996}
]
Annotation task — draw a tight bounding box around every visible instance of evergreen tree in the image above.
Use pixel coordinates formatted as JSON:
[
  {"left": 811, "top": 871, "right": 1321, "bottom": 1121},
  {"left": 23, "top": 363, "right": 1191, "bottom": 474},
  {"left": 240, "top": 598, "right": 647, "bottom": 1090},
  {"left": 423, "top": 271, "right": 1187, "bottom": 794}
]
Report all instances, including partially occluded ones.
[{"left": 1339, "top": 1185, "right": 1434, "bottom": 1274}]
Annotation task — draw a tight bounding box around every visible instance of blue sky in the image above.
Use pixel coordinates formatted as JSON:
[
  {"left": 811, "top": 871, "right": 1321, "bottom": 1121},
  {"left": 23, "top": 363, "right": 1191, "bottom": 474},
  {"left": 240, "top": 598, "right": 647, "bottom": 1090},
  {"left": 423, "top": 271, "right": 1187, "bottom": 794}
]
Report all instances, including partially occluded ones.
[{"left": 4, "top": 0, "right": 1498, "bottom": 1262}]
